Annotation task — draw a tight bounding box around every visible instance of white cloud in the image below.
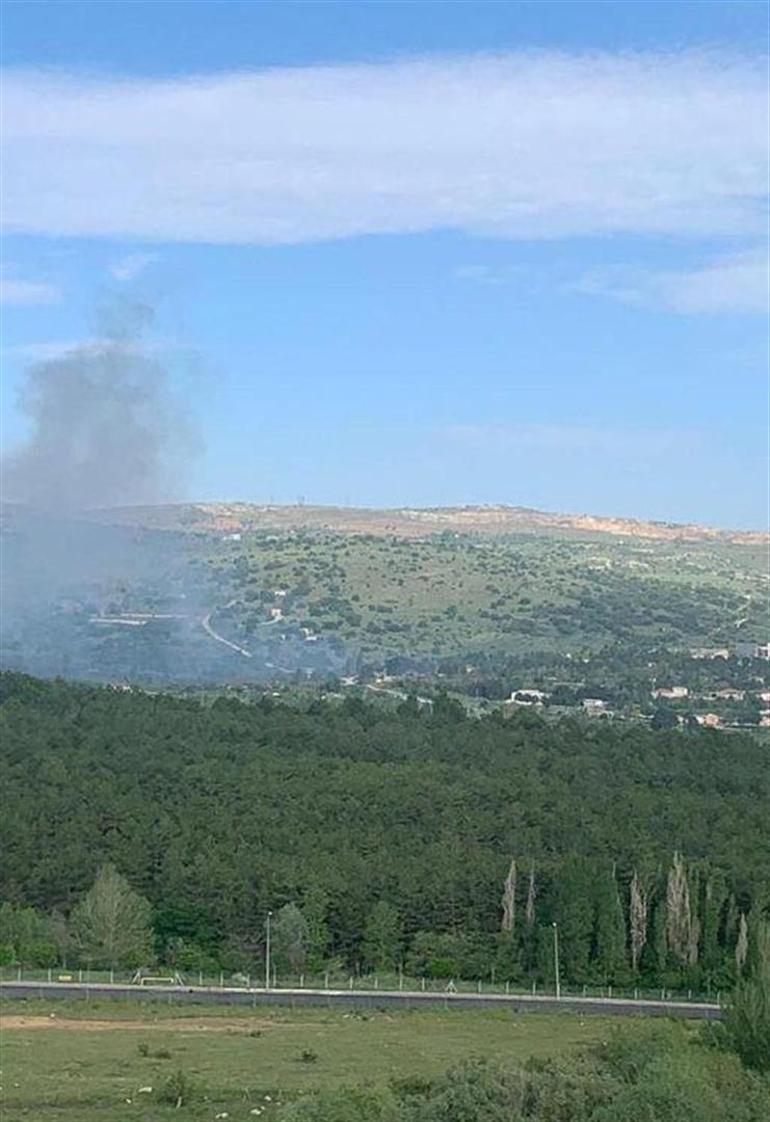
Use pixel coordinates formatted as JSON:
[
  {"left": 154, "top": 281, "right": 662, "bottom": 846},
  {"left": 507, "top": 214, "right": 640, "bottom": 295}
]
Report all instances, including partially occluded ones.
[
  {"left": 1, "top": 50, "right": 766, "bottom": 245},
  {"left": 109, "top": 252, "right": 158, "bottom": 281},
  {"left": 576, "top": 249, "right": 769, "bottom": 314},
  {"left": 0, "top": 276, "right": 60, "bottom": 305}
]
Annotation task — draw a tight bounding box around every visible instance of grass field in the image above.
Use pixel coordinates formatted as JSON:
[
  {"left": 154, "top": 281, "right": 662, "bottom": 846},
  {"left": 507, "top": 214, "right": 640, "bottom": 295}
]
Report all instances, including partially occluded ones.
[{"left": 0, "top": 997, "right": 623, "bottom": 1121}]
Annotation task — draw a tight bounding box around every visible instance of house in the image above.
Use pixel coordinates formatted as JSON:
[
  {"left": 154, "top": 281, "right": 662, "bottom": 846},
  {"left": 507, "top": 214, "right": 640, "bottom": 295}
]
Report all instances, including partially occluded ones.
[
  {"left": 689, "top": 647, "right": 729, "bottom": 660},
  {"left": 510, "top": 689, "right": 548, "bottom": 706},
  {"left": 736, "top": 642, "right": 770, "bottom": 660},
  {"left": 582, "top": 698, "right": 608, "bottom": 714},
  {"left": 652, "top": 686, "right": 689, "bottom": 700},
  {"left": 714, "top": 688, "right": 745, "bottom": 701},
  {"left": 760, "top": 714, "right": 770, "bottom": 728},
  {"left": 757, "top": 691, "right": 770, "bottom": 704},
  {"left": 695, "top": 713, "right": 722, "bottom": 729}
]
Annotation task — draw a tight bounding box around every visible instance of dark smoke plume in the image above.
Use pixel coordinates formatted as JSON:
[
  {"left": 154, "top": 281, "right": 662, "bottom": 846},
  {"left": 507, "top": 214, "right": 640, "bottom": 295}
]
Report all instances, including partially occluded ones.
[{"left": 3, "top": 301, "right": 199, "bottom": 511}]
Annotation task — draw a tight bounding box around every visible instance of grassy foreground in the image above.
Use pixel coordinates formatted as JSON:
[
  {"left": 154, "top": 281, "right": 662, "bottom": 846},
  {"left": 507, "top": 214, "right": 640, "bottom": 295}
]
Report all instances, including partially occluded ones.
[{"left": 1, "top": 997, "right": 620, "bottom": 1121}]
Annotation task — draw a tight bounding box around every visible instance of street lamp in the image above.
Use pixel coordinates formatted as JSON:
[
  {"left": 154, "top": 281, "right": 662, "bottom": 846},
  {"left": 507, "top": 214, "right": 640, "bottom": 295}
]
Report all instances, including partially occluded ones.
[
  {"left": 265, "top": 910, "right": 273, "bottom": 991},
  {"left": 552, "top": 922, "right": 561, "bottom": 1000}
]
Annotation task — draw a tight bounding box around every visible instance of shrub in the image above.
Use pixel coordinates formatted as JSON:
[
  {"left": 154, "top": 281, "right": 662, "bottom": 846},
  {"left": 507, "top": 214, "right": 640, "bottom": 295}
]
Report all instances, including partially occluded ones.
[{"left": 157, "top": 1070, "right": 199, "bottom": 1108}]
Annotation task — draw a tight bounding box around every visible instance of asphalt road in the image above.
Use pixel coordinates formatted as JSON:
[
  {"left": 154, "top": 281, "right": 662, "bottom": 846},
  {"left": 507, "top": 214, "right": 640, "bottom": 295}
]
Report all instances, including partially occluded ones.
[{"left": 0, "top": 980, "right": 722, "bottom": 1020}]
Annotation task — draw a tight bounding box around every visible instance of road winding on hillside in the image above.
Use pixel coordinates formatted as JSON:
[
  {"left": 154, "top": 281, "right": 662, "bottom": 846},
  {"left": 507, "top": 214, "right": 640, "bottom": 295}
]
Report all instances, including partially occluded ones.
[
  {"left": 200, "top": 611, "right": 253, "bottom": 658},
  {"left": 0, "top": 980, "right": 722, "bottom": 1020}
]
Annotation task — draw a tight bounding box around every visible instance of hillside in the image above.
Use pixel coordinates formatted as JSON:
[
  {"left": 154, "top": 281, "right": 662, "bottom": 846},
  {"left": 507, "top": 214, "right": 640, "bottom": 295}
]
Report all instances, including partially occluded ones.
[
  {"left": 2, "top": 503, "right": 767, "bottom": 691},
  {"left": 2, "top": 672, "right": 768, "bottom": 989},
  {"left": 91, "top": 501, "right": 768, "bottom": 544}
]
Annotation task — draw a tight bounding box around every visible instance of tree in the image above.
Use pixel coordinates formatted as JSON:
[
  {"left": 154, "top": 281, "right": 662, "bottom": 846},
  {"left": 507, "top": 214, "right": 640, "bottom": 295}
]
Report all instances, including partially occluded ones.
[
  {"left": 0, "top": 902, "right": 59, "bottom": 966},
  {"left": 362, "top": 901, "right": 401, "bottom": 972},
  {"left": 665, "top": 852, "right": 699, "bottom": 968},
  {"left": 302, "top": 885, "right": 331, "bottom": 972},
  {"left": 628, "top": 870, "right": 648, "bottom": 974},
  {"left": 593, "top": 866, "right": 628, "bottom": 984},
  {"left": 719, "top": 922, "right": 770, "bottom": 1072},
  {"left": 500, "top": 858, "right": 516, "bottom": 933},
  {"left": 552, "top": 857, "right": 594, "bottom": 983},
  {"left": 271, "top": 903, "right": 309, "bottom": 974},
  {"left": 70, "top": 864, "right": 153, "bottom": 968}
]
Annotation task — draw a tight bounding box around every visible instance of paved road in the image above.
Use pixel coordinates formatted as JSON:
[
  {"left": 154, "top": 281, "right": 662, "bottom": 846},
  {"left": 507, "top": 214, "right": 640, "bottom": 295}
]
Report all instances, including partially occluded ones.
[{"left": 0, "top": 981, "right": 721, "bottom": 1020}]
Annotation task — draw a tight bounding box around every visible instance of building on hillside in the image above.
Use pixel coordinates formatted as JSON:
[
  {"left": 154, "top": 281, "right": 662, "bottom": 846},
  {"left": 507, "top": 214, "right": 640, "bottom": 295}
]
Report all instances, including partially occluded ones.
[
  {"left": 582, "top": 697, "right": 608, "bottom": 714},
  {"left": 509, "top": 689, "right": 548, "bottom": 706},
  {"left": 714, "top": 687, "right": 746, "bottom": 701},
  {"left": 652, "top": 686, "right": 689, "bottom": 700},
  {"left": 689, "top": 647, "right": 729, "bottom": 660},
  {"left": 760, "top": 713, "right": 770, "bottom": 728},
  {"left": 695, "top": 713, "right": 723, "bottom": 729}
]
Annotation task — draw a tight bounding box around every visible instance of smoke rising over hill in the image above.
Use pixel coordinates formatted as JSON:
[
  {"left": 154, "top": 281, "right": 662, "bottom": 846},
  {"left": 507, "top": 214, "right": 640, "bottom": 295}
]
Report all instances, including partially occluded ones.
[{"left": 3, "top": 301, "right": 199, "bottom": 511}]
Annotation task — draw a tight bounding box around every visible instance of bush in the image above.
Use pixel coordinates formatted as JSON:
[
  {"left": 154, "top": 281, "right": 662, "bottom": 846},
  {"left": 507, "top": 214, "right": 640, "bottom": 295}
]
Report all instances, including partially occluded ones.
[
  {"left": 157, "top": 1070, "right": 199, "bottom": 1108},
  {"left": 718, "top": 971, "right": 770, "bottom": 1073},
  {"left": 276, "top": 1087, "right": 399, "bottom": 1121}
]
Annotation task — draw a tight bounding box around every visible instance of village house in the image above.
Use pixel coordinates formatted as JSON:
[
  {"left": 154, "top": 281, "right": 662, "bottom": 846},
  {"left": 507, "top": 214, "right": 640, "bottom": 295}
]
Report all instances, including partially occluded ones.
[
  {"left": 582, "top": 698, "right": 608, "bottom": 714},
  {"left": 509, "top": 689, "right": 548, "bottom": 706},
  {"left": 695, "top": 713, "right": 722, "bottom": 729},
  {"left": 714, "top": 687, "right": 745, "bottom": 701},
  {"left": 652, "top": 686, "right": 689, "bottom": 700}
]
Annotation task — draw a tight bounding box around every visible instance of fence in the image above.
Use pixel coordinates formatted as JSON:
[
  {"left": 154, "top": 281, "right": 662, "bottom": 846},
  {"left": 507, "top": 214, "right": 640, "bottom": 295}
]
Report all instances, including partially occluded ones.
[{"left": 0, "top": 965, "right": 721, "bottom": 1004}]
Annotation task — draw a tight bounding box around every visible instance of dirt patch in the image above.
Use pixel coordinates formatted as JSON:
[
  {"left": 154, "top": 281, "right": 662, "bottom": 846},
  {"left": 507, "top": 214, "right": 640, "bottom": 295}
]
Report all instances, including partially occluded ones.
[{"left": 0, "top": 1015, "right": 298, "bottom": 1033}]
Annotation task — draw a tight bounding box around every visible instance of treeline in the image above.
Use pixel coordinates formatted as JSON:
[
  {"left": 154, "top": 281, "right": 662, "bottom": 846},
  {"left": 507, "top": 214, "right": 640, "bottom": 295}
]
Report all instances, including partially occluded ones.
[{"left": 1, "top": 672, "right": 768, "bottom": 989}]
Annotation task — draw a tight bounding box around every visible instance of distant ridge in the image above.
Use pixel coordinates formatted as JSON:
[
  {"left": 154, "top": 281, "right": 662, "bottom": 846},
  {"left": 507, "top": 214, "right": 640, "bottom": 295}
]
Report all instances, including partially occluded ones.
[{"left": 88, "top": 502, "right": 767, "bottom": 545}]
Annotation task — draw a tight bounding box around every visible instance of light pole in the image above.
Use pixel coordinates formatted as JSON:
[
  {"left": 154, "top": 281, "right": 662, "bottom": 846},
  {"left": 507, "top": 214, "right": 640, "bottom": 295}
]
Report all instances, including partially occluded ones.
[
  {"left": 552, "top": 922, "right": 561, "bottom": 1000},
  {"left": 265, "top": 911, "right": 273, "bottom": 991}
]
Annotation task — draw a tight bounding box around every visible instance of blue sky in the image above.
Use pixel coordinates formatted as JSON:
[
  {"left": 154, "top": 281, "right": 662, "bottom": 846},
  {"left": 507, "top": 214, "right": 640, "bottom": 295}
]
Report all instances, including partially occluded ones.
[{"left": 2, "top": 0, "right": 768, "bottom": 527}]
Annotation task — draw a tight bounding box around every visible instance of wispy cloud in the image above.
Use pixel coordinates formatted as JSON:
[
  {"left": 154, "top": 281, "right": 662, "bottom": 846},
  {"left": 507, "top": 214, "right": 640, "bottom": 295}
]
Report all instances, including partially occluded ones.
[
  {"left": 575, "top": 249, "right": 769, "bottom": 315},
  {"left": 109, "top": 252, "right": 158, "bottom": 281},
  {"left": 2, "top": 50, "right": 766, "bottom": 245},
  {"left": 0, "top": 276, "right": 61, "bottom": 305}
]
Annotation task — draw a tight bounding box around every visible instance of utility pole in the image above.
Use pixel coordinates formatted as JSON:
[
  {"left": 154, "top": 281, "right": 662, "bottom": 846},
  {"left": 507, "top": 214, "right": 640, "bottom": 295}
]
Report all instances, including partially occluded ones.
[
  {"left": 552, "top": 922, "right": 561, "bottom": 1000},
  {"left": 265, "top": 910, "right": 273, "bottom": 991}
]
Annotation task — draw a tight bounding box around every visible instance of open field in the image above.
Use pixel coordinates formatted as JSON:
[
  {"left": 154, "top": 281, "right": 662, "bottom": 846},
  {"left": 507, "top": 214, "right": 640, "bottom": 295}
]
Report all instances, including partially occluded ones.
[{"left": 0, "top": 997, "right": 621, "bottom": 1121}]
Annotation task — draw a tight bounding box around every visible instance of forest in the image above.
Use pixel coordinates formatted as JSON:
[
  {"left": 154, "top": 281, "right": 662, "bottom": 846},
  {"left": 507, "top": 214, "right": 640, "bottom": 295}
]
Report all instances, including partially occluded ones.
[{"left": 1, "top": 671, "right": 768, "bottom": 992}]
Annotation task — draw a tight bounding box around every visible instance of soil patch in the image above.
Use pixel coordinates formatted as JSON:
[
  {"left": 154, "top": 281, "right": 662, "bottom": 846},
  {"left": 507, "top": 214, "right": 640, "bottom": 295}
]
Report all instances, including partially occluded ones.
[{"left": 0, "top": 1015, "right": 296, "bottom": 1033}]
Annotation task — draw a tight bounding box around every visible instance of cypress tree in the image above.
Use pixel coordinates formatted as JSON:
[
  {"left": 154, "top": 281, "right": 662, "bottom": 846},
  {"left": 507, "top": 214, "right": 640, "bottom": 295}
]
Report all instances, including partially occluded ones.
[
  {"left": 593, "top": 864, "right": 628, "bottom": 984},
  {"left": 553, "top": 856, "right": 594, "bottom": 983}
]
